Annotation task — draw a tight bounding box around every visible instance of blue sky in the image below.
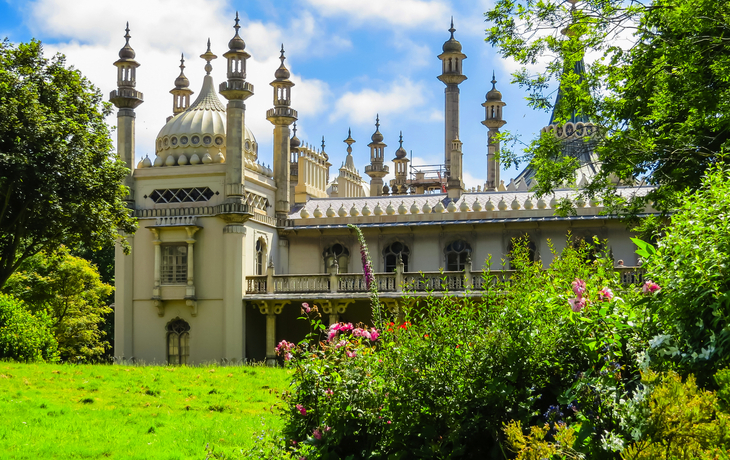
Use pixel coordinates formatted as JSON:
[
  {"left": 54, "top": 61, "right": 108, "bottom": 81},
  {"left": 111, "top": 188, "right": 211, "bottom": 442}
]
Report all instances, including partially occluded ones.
[{"left": 0, "top": 0, "right": 559, "bottom": 188}]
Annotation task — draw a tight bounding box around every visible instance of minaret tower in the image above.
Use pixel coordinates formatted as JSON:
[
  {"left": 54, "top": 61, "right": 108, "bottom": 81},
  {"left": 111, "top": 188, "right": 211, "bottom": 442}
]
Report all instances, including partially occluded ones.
[
  {"left": 109, "top": 22, "right": 143, "bottom": 362},
  {"left": 169, "top": 54, "right": 193, "bottom": 119},
  {"left": 364, "top": 115, "right": 389, "bottom": 196},
  {"left": 391, "top": 132, "right": 409, "bottom": 195},
  {"left": 109, "top": 22, "right": 143, "bottom": 204},
  {"left": 447, "top": 137, "right": 463, "bottom": 199},
  {"left": 267, "top": 45, "right": 298, "bottom": 222},
  {"left": 437, "top": 18, "right": 467, "bottom": 173},
  {"left": 482, "top": 72, "right": 506, "bottom": 191},
  {"left": 219, "top": 13, "right": 254, "bottom": 203}
]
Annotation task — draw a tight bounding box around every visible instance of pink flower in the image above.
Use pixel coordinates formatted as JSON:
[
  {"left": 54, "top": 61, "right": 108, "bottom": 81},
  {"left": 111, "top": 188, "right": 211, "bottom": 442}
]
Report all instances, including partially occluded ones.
[
  {"left": 346, "top": 350, "right": 357, "bottom": 358},
  {"left": 643, "top": 280, "right": 661, "bottom": 294},
  {"left": 369, "top": 328, "right": 380, "bottom": 341},
  {"left": 285, "top": 353, "right": 293, "bottom": 361},
  {"left": 597, "top": 287, "right": 614, "bottom": 302},
  {"left": 301, "top": 302, "right": 311, "bottom": 314},
  {"left": 572, "top": 278, "right": 587, "bottom": 297},
  {"left": 313, "top": 428, "right": 322, "bottom": 440},
  {"left": 324, "top": 426, "right": 332, "bottom": 432},
  {"left": 295, "top": 404, "right": 307, "bottom": 416},
  {"left": 276, "top": 340, "right": 295, "bottom": 356},
  {"left": 569, "top": 297, "right": 587, "bottom": 312},
  {"left": 335, "top": 339, "right": 347, "bottom": 349},
  {"left": 324, "top": 388, "right": 333, "bottom": 396}
]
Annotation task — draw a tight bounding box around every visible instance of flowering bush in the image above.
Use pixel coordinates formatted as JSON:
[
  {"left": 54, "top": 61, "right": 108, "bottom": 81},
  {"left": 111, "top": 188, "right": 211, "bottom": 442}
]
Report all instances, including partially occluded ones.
[{"left": 250, "top": 232, "right": 653, "bottom": 459}]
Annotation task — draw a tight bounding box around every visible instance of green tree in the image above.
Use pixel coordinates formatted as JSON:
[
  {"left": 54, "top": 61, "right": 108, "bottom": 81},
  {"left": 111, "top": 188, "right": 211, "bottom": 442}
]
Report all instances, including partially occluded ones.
[
  {"left": 3, "top": 248, "right": 113, "bottom": 362},
  {"left": 486, "top": 0, "right": 730, "bottom": 218},
  {"left": 0, "top": 39, "right": 136, "bottom": 288},
  {"left": 0, "top": 293, "right": 58, "bottom": 362}
]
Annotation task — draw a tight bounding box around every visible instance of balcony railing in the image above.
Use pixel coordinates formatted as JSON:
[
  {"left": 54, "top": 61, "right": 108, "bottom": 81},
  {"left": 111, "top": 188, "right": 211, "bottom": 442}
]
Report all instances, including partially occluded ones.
[{"left": 246, "top": 267, "right": 646, "bottom": 296}]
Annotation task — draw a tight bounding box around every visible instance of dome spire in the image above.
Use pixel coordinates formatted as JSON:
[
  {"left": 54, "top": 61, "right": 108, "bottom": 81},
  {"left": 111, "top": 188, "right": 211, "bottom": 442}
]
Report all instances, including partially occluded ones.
[
  {"left": 394, "top": 131, "right": 407, "bottom": 159},
  {"left": 170, "top": 53, "right": 194, "bottom": 116},
  {"left": 344, "top": 128, "right": 355, "bottom": 154},
  {"left": 200, "top": 38, "right": 217, "bottom": 75},
  {"left": 274, "top": 44, "right": 291, "bottom": 81},
  {"left": 118, "top": 21, "right": 136, "bottom": 60},
  {"left": 491, "top": 71, "right": 497, "bottom": 90},
  {"left": 449, "top": 16, "right": 455, "bottom": 40}
]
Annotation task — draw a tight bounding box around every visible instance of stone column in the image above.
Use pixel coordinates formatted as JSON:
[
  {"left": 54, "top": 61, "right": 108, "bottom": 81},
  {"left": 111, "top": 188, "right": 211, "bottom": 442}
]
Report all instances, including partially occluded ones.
[
  {"left": 114, "top": 233, "right": 135, "bottom": 360},
  {"left": 222, "top": 224, "right": 246, "bottom": 362}
]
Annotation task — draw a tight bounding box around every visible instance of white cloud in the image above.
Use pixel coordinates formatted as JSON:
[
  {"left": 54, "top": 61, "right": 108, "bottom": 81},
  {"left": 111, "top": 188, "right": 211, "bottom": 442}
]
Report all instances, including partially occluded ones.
[
  {"left": 305, "top": 0, "right": 449, "bottom": 29},
  {"left": 330, "top": 78, "right": 428, "bottom": 125}
]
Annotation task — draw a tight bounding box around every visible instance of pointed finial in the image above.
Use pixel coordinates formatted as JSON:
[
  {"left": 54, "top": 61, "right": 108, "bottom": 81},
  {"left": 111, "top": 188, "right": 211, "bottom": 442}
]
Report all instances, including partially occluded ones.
[
  {"left": 491, "top": 71, "right": 497, "bottom": 90},
  {"left": 200, "top": 38, "right": 217, "bottom": 75},
  {"left": 344, "top": 128, "right": 355, "bottom": 153},
  {"left": 124, "top": 22, "right": 131, "bottom": 44},
  {"left": 376, "top": 114, "right": 380, "bottom": 130},
  {"left": 293, "top": 123, "right": 297, "bottom": 136},
  {"left": 449, "top": 17, "right": 455, "bottom": 39},
  {"left": 234, "top": 11, "right": 241, "bottom": 34},
  {"left": 280, "top": 44, "right": 285, "bottom": 62},
  {"left": 180, "top": 53, "right": 185, "bottom": 70},
  {"left": 399, "top": 131, "right": 403, "bottom": 148},
  {"left": 322, "top": 136, "right": 326, "bottom": 151}
]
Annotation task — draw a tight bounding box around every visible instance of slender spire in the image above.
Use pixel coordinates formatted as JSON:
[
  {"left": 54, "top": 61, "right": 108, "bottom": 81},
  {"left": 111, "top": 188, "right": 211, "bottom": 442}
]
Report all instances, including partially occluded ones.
[
  {"left": 449, "top": 16, "right": 455, "bottom": 39},
  {"left": 321, "top": 136, "right": 326, "bottom": 151},
  {"left": 124, "top": 22, "right": 131, "bottom": 45},
  {"left": 200, "top": 38, "right": 217, "bottom": 75},
  {"left": 399, "top": 131, "right": 403, "bottom": 148},
  {"left": 234, "top": 11, "right": 241, "bottom": 34},
  {"left": 491, "top": 71, "right": 497, "bottom": 90}
]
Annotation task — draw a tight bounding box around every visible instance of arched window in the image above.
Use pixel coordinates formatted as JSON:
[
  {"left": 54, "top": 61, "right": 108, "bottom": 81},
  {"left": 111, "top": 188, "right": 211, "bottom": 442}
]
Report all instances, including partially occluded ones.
[
  {"left": 256, "top": 239, "right": 267, "bottom": 275},
  {"left": 166, "top": 318, "right": 190, "bottom": 365},
  {"left": 323, "top": 243, "right": 350, "bottom": 273},
  {"left": 383, "top": 241, "right": 410, "bottom": 273},
  {"left": 508, "top": 237, "right": 537, "bottom": 269},
  {"left": 444, "top": 240, "right": 472, "bottom": 271}
]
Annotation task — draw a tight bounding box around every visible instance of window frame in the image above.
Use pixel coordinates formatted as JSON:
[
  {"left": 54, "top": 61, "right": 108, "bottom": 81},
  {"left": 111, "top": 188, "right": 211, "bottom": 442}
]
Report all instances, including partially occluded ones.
[
  {"left": 444, "top": 239, "right": 472, "bottom": 271},
  {"left": 161, "top": 243, "right": 188, "bottom": 285},
  {"left": 383, "top": 241, "right": 410, "bottom": 273},
  {"left": 166, "top": 318, "right": 190, "bottom": 365}
]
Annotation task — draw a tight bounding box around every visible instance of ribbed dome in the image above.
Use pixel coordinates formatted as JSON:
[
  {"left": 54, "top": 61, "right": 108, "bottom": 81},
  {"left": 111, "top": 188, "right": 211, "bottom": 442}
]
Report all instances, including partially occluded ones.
[{"left": 155, "top": 74, "right": 257, "bottom": 161}]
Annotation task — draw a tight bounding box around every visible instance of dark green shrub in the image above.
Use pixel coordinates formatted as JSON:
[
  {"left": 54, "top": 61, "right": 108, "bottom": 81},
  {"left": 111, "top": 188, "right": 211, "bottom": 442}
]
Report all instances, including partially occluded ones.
[
  {"left": 639, "top": 162, "right": 730, "bottom": 385},
  {"left": 0, "top": 293, "right": 59, "bottom": 362}
]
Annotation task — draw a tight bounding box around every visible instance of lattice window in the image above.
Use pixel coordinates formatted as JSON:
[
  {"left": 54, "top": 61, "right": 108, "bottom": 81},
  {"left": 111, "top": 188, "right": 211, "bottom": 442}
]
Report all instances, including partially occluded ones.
[
  {"left": 383, "top": 242, "right": 410, "bottom": 273},
  {"left": 166, "top": 318, "right": 190, "bottom": 365},
  {"left": 149, "top": 187, "right": 214, "bottom": 203},
  {"left": 161, "top": 244, "right": 187, "bottom": 284},
  {"left": 445, "top": 240, "right": 472, "bottom": 271}
]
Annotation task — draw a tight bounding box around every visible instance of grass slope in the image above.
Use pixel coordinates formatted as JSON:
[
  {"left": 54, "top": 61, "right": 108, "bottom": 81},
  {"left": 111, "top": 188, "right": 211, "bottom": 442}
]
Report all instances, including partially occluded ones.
[{"left": 0, "top": 363, "right": 291, "bottom": 459}]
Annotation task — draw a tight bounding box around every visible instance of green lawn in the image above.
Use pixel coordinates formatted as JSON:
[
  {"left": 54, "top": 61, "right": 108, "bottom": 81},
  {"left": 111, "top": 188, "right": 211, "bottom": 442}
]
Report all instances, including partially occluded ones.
[{"left": 0, "top": 362, "right": 291, "bottom": 459}]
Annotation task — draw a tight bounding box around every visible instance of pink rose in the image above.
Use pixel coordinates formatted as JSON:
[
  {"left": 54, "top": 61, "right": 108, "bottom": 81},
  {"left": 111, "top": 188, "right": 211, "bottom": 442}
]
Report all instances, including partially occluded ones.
[
  {"left": 642, "top": 280, "right": 660, "bottom": 294},
  {"left": 568, "top": 297, "right": 587, "bottom": 312},
  {"left": 597, "top": 287, "right": 614, "bottom": 302},
  {"left": 572, "top": 278, "right": 587, "bottom": 297}
]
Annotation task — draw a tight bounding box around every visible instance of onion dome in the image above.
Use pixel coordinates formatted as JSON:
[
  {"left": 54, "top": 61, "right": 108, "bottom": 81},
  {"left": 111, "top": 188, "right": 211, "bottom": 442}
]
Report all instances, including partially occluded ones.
[
  {"left": 290, "top": 123, "right": 301, "bottom": 149},
  {"left": 442, "top": 18, "right": 462, "bottom": 53},
  {"left": 486, "top": 72, "right": 502, "bottom": 101},
  {"left": 395, "top": 131, "right": 407, "bottom": 159},
  {"left": 154, "top": 41, "right": 257, "bottom": 165},
  {"left": 228, "top": 12, "right": 246, "bottom": 51},
  {"left": 118, "top": 22, "right": 136, "bottom": 60},
  {"left": 371, "top": 114, "right": 384, "bottom": 143},
  {"left": 274, "top": 45, "right": 291, "bottom": 80},
  {"left": 174, "top": 54, "right": 190, "bottom": 89}
]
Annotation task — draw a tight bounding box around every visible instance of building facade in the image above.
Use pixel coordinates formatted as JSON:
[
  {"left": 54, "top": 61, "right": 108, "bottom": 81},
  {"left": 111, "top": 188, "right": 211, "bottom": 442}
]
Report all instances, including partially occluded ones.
[{"left": 111, "top": 17, "right": 650, "bottom": 364}]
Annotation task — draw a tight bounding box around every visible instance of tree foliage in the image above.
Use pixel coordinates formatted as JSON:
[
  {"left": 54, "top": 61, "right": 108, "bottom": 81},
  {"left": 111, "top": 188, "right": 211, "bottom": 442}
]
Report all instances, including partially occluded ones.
[
  {"left": 0, "top": 39, "right": 136, "bottom": 288},
  {"left": 486, "top": 0, "right": 730, "bottom": 217},
  {"left": 0, "top": 293, "right": 58, "bottom": 362},
  {"left": 2, "top": 248, "right": 113, "bottom": 362}
]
